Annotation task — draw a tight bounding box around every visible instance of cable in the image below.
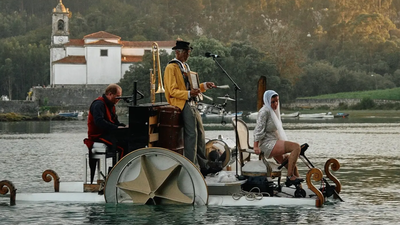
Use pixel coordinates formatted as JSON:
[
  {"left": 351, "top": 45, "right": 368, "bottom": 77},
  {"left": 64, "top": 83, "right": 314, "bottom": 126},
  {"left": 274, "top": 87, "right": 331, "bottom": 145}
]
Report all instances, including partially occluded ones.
[{"left": 232, "top": 187, "right": 270, "bottom": 201}]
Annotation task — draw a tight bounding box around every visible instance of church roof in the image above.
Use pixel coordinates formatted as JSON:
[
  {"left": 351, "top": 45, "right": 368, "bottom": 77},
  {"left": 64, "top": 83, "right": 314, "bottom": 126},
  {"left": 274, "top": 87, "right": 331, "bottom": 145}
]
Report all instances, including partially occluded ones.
[
  {"left": 53, "top": 0, "right": 68, "bottom": 13},
  {"left": 65, "top": 38, "right": 174, "bottom": 49},
  {"left": 85, "top": 39, "right": 122, "bottom": 46},
  {"left": 122, "top": 55, "right": 143, "bottom": 63},
  {"left": 64, "top": 39, "right": 84, "bottom": 46},
  {"left": 53, "top": 55, "right": 143, "bottom": 64},
  {"left": 53, "top": 56, "right": 86, "bottom": 64},
  {"left": 84, "top": 31, "right": 121, "bottom": 39},
  {"left": 120, "top": 40, "right": 175, "bottom": 48}
]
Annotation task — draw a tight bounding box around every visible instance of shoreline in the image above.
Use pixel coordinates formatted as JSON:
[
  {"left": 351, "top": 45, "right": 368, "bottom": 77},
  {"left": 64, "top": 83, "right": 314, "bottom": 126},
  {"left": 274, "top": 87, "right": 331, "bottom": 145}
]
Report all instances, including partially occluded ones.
[
  {"left": 0, "top": 113, "right": 81, "bottom": 122},
  {"left": 289, "top": 110, "right": 400, "bottom": 118},
  {"left": 1, "top": 110, "right": 399, "bottom": 122}
]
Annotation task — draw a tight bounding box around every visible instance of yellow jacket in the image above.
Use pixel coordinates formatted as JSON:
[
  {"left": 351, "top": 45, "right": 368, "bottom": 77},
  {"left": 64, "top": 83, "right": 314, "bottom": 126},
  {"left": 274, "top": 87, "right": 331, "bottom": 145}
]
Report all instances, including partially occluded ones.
[{"left": 164, "top": 62, "right": 206, "bottom": 110}]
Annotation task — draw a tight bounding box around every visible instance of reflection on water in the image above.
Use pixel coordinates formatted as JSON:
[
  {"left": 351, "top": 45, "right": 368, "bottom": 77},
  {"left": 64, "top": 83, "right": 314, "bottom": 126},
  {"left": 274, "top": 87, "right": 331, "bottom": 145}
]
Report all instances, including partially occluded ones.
[
  {"left": 0, "top": 120, "right": 400, "bottom": 224},
  {"left": 0, "top": 121, "right": 51, "bottom": 134},
  {"left": 202, "top": 114, "right": 400, "bottom": 126}
]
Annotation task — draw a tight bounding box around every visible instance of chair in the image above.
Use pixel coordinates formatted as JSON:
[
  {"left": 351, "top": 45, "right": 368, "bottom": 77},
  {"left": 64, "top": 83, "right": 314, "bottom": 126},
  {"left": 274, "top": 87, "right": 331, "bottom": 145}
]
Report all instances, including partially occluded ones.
[
  {"left": 231, "top": 118, "right": 252, "bottom": 167},
  {"left": 231, "top": 118, "right": 282, "bottom": 179}
]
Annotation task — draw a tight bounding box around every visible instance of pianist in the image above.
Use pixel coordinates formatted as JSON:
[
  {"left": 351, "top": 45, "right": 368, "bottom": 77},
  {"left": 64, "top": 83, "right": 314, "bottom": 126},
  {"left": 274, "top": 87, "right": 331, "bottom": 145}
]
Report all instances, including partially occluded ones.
[{"left": 84, "top": 83, "right": 129, "bottom": 162}]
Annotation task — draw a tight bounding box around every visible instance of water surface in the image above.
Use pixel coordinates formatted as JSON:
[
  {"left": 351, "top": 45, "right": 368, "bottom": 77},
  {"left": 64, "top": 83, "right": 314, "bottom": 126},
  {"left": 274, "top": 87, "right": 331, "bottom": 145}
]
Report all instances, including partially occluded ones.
[{"left": 0, "top": 119, "right": 399, "bottom": 224}]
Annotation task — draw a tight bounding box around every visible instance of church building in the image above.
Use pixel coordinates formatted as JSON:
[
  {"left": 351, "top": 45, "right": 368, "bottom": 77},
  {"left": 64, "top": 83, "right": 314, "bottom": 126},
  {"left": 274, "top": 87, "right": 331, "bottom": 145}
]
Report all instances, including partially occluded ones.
[{"left": 50, "top": 0, "right": 174, "bottom": 87}]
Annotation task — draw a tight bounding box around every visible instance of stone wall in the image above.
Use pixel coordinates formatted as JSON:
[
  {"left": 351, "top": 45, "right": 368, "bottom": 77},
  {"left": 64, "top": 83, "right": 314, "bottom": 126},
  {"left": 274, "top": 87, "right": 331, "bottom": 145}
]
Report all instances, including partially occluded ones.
[
  {"left": 3, "top": 89, "right": 400, "bottom": 115},
  {"left": 283, "top": 98, "right": 400, "bottom": 109},
  {"left": 282, "top": 99, "right": 361, "bottom": 109},
  {"left": 0, "top": 100, "right": 39, "bottom": 115},
  {"left": 0, "top": 86, "right": 131, "bottom": 115},
  {"left": 32, "top": 85, "right": 107, "bottom": 109}
]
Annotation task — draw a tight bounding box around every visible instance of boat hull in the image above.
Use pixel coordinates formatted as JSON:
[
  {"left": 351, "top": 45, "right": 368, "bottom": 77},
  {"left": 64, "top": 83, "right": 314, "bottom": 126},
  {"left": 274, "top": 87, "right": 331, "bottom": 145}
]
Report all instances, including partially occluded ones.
[
  {"left": 7, "top": 180, "right": 318, "bottom": 207},
  {"left": 58, "top": 112, "right": 78, "bottom": 117}
]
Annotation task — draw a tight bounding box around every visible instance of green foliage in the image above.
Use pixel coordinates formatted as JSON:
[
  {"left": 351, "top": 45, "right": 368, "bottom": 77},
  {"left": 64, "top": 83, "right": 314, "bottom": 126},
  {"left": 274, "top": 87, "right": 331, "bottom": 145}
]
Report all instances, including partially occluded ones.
[
  {"left": 119, "top": 38, "right": 279, "bottom": 111},
  {"left": 0, "top": 113, "right": 31, "bottom": 121},
  {"left": 351, "top": 97, "right": 376, "bottom": 110},
  {"left": 337, "top": 102, "right": 349, "bottom": 110},
  {"left": 378, "top": 102, "right": 400, "bottom": 110},
  {"left": 3, "top": 0, "right": 400, "bottom": 104},
  {"left": 0, "top": 36, "right": 49, "bottom": 100},
  {"left": 295, "top": 61, "right": 339, "bottom": 96},
  {"left": 300, "top": 87, "right": 400, "bottom": 101}
]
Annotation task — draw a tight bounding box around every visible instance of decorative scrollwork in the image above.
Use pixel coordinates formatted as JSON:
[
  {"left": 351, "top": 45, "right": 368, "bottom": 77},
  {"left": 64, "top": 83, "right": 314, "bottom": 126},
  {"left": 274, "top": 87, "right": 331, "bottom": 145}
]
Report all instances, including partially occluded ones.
[
  {"left": 42, "top": 169, "right": 60, "bottom": 192},
  {"left": 324, "top": 158, "right": 341, "bottom": 194},
  {"left": 0, "top": 180, "right": 16, "bottom": 206},
  {"left": 306, "top": 168, "right": 324, "bottom": 207}
]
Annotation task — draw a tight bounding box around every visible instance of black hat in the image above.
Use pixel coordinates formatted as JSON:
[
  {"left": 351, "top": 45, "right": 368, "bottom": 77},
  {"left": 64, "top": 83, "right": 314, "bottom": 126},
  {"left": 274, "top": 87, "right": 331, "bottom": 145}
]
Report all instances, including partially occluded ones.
[{"left": 172, "top": 40, "right": 193, "bottom": 50}]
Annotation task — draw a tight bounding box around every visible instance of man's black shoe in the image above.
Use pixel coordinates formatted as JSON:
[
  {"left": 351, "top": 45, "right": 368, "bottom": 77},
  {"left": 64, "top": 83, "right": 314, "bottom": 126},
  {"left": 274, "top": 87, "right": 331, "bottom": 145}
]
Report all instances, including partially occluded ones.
[
  {"left": 207, "top": 161, "right": 223, "bottom": 169},
  {"left": 208, "top": 161, "right": 223, "bottom": 173},
  {"left": 201, "top": 161, "right": 223, "bottom": 176}
]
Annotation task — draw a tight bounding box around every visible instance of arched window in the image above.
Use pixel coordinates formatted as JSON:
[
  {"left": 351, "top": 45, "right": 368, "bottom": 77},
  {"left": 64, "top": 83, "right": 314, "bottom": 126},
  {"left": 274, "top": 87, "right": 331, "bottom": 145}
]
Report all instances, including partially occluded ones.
[{"left": 58, "top": 20, "right": 64, "bottom": 31}]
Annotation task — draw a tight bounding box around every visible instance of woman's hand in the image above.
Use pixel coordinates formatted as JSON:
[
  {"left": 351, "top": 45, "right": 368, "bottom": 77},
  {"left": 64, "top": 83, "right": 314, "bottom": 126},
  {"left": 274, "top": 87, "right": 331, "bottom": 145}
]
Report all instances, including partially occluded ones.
[{"left": 254, "top": 146, "right": 261, "bottom": 155}]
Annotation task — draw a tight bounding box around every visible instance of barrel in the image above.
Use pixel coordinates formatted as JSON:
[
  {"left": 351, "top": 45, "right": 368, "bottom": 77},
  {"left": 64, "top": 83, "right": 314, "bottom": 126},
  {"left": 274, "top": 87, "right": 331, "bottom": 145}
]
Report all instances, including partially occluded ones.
[{"left": 157, "top": 105, "right": 184, "bottom": 155}]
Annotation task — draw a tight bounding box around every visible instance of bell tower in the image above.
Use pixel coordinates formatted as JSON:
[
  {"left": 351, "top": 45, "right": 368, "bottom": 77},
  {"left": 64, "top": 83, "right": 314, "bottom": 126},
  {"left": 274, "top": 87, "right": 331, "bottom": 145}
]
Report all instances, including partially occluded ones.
[
  {"left": 51, "top": 0, "right": 70, "bottom": 45},
  {"left": 50, "top": 0, "right": 71, "bottom": 87}
]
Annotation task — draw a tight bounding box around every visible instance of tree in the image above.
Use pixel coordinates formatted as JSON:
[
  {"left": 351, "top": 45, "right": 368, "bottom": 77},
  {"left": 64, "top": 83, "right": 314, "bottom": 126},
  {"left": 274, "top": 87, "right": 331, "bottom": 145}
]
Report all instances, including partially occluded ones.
[
  {"left": 119, "top": 38, "right": 279, "bottom": 111},
  {"left": 295, "top": 61, "right": 338, "bottom": 97},
  {"left": 0, "top": 58, "right": 14, "bottom": 100},
  {"left": 256, "top": 26, "right": 307, "bottom": 84}
]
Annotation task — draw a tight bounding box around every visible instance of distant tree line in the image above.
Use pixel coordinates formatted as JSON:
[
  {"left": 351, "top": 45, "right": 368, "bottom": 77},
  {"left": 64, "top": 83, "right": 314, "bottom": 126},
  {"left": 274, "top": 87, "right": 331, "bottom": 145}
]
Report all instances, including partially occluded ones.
[{"left": 1, "top": 0, "right": 400, "bottom": 108}]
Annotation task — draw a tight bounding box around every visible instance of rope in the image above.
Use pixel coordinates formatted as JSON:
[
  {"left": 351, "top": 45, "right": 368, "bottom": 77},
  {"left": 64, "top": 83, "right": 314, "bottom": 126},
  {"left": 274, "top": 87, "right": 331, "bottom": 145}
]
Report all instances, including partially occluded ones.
[{"left": 232, "top": 187, "right": 270, "bottom": 201}]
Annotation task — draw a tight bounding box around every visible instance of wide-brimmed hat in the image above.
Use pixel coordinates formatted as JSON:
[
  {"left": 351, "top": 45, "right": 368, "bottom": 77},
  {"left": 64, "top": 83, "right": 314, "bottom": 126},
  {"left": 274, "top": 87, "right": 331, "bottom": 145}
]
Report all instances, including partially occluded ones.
[{"left": 172, "top": 40, "right": 193, "bottom": 50}]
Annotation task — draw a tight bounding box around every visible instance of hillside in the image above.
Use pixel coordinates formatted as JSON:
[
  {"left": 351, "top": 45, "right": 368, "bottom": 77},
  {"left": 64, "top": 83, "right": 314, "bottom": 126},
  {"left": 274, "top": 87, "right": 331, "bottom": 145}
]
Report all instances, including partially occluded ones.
[
  {"left": 2, "top": 0, "right": 400, "bottom": 110},
  {"left": 297, "top": 87, "right": 400, "bottom": 101}
]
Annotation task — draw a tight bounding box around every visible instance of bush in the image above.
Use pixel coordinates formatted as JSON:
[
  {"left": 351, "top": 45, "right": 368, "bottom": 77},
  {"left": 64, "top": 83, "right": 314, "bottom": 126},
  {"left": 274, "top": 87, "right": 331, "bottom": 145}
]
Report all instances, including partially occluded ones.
[
  {"left": 0, "top": 113, "right": 31, "bottom": 121},
  {"left": 337, "top": 102, "right": 348, "bottom": 110},
  {"left": 315, "top": 105, "right": 330, "bottom": 110},
  {"left": 377, "top": 102, "right": 400, "bottom": 110},
  {"left": 351, "top": 97, "right": 376, "bottom": 109}
]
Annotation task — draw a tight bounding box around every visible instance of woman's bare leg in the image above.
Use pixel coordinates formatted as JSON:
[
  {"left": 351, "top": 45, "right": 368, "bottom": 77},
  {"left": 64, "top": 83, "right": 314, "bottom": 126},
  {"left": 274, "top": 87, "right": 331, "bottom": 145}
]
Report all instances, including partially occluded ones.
[
  {"left": 274, "top": 154, "right": 300, "bottom": 177},
  {"left": 293, "top": 165, "right": 299, "bottom": 177},
  {"left": 284, "top": 141, "right": 300, "bottom": 179},
  {"left": 270, "top": 140, "right": 300, "bottom": 179}
]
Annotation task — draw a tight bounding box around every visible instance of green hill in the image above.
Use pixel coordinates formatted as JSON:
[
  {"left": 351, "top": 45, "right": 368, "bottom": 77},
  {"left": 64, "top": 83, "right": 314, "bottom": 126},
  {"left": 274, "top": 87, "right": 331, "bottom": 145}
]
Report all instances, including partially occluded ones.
[{"left": 297, "top": 88, "right": 400, "bottom": 101}]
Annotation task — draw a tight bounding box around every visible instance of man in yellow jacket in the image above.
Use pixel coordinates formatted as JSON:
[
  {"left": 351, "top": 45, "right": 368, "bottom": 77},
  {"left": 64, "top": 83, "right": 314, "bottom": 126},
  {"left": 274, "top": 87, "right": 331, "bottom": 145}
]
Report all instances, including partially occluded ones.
[{"left": 164, "top": 40, "right": 222, "bottom": 176}]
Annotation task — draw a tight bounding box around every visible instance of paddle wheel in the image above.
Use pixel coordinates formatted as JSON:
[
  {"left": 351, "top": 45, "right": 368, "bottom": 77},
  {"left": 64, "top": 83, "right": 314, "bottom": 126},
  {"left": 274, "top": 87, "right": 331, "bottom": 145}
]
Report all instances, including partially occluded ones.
[
  {"left": 96, "top": 96, "right": 208, "bottom": 205},
  {"left": 104, "top": 148, "right": 208, "bottom": 205}
]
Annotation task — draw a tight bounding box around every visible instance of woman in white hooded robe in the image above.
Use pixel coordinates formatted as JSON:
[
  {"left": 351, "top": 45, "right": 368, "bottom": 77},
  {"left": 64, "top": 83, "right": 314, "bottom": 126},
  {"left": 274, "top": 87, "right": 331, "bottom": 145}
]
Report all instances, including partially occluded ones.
[{"left": 253, "top": 90, "right": 302, "bottom": 186}]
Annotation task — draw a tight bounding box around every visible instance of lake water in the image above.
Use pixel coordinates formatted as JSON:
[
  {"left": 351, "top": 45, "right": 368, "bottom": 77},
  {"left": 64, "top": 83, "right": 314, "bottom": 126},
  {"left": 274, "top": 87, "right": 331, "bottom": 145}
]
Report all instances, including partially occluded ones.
[{"left": 0, "top": 117, "right": 400, "bottom": 224}]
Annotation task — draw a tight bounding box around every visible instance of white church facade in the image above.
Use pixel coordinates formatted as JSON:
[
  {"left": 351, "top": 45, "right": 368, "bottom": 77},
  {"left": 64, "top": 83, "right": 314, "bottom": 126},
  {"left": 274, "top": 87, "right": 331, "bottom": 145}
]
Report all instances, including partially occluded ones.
[{"left": 50, "top": 0, "right": 174, "bottom": 87}]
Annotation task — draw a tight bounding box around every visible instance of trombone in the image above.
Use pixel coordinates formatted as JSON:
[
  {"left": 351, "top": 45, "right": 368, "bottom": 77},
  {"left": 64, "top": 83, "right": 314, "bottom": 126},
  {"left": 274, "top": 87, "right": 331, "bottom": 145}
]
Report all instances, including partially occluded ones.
[{"left": 150, "top": 42, "right": 165, "bottom": 103}]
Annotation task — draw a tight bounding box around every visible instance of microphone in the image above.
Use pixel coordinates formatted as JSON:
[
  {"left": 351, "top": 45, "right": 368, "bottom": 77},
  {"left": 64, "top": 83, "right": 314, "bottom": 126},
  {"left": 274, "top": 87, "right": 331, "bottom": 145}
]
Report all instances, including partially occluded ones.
[
  {"left": 116, "top": 96, "right": 132, "bottom": 103},
  {"left": 116, "top": 96, "right": 130, "bottom": 100},
  {"left": 205, "top": 52, "right": 221, "bottom": 58}
]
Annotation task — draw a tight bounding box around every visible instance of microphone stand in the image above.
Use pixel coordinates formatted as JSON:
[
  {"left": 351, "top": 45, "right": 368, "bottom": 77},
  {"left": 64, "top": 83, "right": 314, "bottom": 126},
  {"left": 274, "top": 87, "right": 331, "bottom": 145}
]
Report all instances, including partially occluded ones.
[
  {"left": 211, "top": 57, "right": 242, "bottom": 179},
  {"left": 116, "top": 82, "right": 144, "bottom": 106}
]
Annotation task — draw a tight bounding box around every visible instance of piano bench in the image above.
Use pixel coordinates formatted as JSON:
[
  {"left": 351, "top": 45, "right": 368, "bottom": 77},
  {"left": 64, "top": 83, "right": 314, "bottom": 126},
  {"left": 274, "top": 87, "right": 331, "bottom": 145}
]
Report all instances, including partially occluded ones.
[
  {"left": 84, "top": 143, "right": 109, "bottom": 185},
  {"left": 91, "top": 142, "right": 108, "bottom": 159}
]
